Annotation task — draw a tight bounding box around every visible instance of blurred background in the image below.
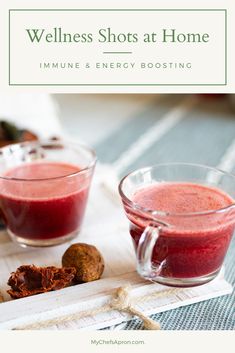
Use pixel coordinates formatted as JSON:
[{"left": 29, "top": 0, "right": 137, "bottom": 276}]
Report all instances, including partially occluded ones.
[{"left": 1, "top": 93, "right": 235, "bottom": 178}]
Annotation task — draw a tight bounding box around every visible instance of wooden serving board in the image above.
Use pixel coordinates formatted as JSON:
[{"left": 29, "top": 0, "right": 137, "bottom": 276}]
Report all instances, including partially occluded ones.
[{"left": 0, "top": 165, "right": 232, "bottom": 330}]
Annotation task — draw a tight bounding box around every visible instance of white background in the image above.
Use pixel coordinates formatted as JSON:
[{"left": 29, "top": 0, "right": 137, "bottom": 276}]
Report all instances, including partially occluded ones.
[
  {"left": 9, "top": 10, "right": 225, "bottom": 86},
  {"left": 0, "top": 0, "right": 235, "bottom": 93}
]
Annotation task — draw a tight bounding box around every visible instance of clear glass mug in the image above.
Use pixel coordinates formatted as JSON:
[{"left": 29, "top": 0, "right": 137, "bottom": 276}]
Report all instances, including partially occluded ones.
[
  {"left": 0, "top": 140, "right": 96, "bottom": 247},
  {"left": 119, "top": 163, "right": 235, "bottom": 287}
]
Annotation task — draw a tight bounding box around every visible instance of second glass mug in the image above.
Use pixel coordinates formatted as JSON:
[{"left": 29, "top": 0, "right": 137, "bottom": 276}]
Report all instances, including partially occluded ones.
[
  {"left": 0, "top": 140, "right": 96, "bottom": 247},
  {"left": 119, "top": 163, "right": 235, "bottom": 287}
]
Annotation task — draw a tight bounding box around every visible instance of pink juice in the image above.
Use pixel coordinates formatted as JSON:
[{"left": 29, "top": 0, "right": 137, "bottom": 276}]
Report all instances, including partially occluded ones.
[
  {"left": 131, "top": 182, "right": 235, "bottom": 279},
  {"left": 0, "top": 162, "right": 90, "bottom": 240}
]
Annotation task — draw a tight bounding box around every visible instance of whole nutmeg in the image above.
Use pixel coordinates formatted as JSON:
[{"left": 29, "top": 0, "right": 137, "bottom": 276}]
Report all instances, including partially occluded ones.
[{"left": 62, "top": 243, "right": 104, "bottom": 283}]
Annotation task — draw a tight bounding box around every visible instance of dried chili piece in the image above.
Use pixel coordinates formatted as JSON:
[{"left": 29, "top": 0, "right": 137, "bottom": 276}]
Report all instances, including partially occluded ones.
[
  {"left": 7, "top": 265, "right": 76, "bottom": 299},
  {"left": 0, "top": 120, "right": 38, "bottom": 147}
]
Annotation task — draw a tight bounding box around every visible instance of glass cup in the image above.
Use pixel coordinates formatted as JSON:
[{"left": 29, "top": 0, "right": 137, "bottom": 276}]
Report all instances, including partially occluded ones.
[
  {"left": 119, "top": 163, "right": 235, "bottom": 287},
  {"left": 0, "top": 140, "right": 96, "bottom": 247}
]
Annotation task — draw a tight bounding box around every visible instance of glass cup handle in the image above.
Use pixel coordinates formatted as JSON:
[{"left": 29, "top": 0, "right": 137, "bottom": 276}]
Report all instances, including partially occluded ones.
[{"left": 137, "top": 225, "right": 164, "bottom": 280}]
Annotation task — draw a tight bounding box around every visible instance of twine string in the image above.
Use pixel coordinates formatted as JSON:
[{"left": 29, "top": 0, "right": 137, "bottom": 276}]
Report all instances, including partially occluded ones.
[{"left": 11, "top": 286, "right": 180, "bottom": 330}]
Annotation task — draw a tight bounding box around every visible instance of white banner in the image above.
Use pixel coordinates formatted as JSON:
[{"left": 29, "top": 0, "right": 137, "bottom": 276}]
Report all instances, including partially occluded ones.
[{"left": 0, "top": 0, "right": 235, "bottom": 93}]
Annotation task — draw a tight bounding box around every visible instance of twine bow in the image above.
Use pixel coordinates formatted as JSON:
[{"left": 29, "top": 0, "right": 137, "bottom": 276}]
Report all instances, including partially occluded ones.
[{"left": 110, "top": 286, "right": 161, "bottom": 330}]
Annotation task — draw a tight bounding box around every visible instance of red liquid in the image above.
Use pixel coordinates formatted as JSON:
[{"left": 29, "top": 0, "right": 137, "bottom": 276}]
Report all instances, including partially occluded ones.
[
  {"left": 130, "top": 183, "right": 235, "bottom": 279},
  {"left": 0, "top": 162, "right": 91, "bottom": 240}
]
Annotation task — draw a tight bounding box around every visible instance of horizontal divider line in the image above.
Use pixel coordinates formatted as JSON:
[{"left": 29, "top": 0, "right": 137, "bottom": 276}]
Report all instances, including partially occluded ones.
[{"left": 103, "top": 52, "right": 132, "bottom": 54}]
